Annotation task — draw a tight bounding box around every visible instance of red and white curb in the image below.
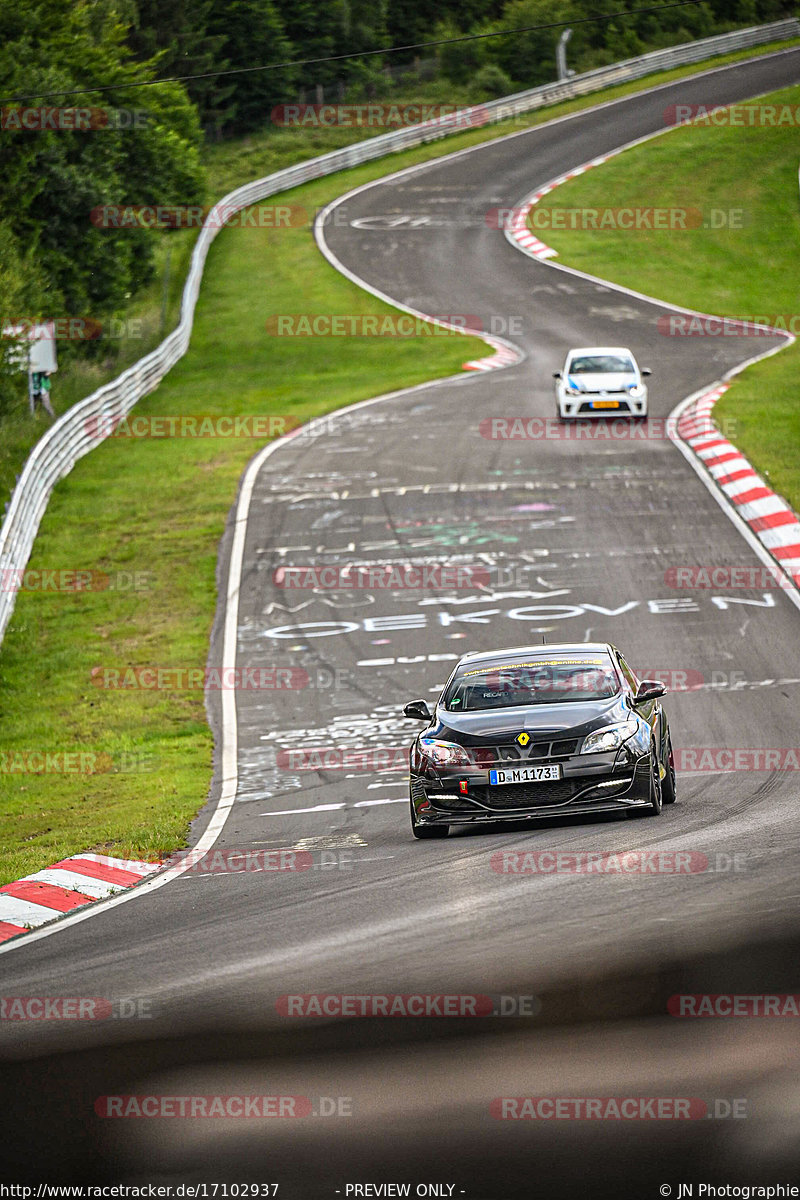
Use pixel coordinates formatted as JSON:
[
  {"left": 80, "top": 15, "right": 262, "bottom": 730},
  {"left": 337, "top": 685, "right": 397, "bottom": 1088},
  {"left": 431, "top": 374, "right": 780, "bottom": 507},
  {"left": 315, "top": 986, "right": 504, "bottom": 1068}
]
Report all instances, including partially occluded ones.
[
  {"left": 0, "top": 853, "right": 161, "bottom": 944},
  {"left": 676, "top": 384, "right": 800, "bottom": 587},
  {"left": 506, "top": 157, "right": 612, "bottom": 260},
  {"left": 463, "top": 337, "right": 521, "bottom": 372}
]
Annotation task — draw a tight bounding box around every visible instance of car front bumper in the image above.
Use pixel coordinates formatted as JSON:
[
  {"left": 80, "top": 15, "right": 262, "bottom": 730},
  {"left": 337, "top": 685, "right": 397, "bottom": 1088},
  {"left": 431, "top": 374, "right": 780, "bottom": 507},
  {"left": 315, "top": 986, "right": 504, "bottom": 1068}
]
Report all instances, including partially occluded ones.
[
  {"left": 557, "top": 390, "right": 648, "bottom": 418},
  {"left": 410, "top": 749, "right": 652, "bottom": 826}
]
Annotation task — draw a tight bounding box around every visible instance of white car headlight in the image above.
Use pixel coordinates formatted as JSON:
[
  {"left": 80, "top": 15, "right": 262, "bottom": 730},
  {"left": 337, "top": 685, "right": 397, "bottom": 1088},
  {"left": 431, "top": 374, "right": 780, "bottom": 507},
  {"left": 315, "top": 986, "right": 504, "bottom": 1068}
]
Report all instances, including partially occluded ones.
[
  {"left": 627, "top": 384, "right": 645, "bottom": 397},
  {"left": 419, "top": 738, "right": 471, "bottom": 767},
  {"left": 580, "top": 720, "right": 638, "bottom": 754}
]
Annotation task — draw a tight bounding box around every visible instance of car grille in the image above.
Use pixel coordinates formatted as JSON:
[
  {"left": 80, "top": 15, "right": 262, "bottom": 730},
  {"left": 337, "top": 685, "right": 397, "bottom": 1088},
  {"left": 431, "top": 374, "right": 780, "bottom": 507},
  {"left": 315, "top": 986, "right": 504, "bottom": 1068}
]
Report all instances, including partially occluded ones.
[
  {"left": 483, "top": 780, "right": 584, "bottom": 809},
  {"left": 534, "top": 738, "right": 580, "bottom": 758},
  {"left": 487, "top": 739, "right": 580, "bottom": 762},
  {"left": 497, "top": 746, "right": 522, "bottom": 761}
]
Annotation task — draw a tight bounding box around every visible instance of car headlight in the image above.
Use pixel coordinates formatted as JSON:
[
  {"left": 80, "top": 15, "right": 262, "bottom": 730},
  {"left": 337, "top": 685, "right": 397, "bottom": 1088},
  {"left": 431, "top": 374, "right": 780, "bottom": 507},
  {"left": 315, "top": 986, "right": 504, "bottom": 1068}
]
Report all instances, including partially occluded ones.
[
  {"left": 418, "top": 738, "right": 472, "bottom": 767},
  {"left": 627, "top": 384, "right": 644, "bottom": 397},
  {"left": 565, "top": 378, "right": 584, "bottom": 394},
  {"left": 580, "top": 720, "right": 638, "bottom": 754}
]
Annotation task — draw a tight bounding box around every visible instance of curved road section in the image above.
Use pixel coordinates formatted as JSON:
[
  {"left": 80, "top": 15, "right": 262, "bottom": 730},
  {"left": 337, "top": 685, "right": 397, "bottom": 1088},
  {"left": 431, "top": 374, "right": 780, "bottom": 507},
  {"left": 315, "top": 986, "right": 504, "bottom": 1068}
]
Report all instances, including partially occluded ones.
[{"left": 2, "top": 49, "right": 800, "bottom": 1194}]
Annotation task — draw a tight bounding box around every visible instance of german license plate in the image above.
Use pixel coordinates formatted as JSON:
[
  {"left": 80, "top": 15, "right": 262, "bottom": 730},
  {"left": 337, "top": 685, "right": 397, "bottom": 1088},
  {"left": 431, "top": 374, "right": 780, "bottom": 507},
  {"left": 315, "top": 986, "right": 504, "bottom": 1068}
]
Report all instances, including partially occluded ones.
[
  {"left": 489, "top": 765, "right": 562, "bottom": 785},
  {"left": 591, "top": 400, "right": 620, "bottom": 409}
]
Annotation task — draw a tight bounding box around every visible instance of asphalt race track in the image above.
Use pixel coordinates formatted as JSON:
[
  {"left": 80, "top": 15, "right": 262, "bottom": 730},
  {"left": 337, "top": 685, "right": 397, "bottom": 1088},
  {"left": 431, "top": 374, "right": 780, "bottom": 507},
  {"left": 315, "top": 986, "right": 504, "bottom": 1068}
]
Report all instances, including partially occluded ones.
[{"left": 2, "top": 49, "right": 800, "bottom": 1196}]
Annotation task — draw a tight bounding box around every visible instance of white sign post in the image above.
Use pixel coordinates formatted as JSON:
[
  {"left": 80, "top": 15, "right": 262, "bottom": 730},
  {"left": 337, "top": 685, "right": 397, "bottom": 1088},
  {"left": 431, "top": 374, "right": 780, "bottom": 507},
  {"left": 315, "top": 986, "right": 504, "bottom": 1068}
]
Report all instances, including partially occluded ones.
[{"left": 2, "top": 321, "right": 58, "bottom": 414}]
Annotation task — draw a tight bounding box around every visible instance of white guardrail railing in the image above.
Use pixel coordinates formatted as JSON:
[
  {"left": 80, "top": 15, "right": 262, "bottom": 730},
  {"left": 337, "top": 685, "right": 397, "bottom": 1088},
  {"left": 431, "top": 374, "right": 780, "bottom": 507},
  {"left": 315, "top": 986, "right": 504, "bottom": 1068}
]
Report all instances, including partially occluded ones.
[{"left": 1, "top": 18, "right": 798, "bottom": 644}]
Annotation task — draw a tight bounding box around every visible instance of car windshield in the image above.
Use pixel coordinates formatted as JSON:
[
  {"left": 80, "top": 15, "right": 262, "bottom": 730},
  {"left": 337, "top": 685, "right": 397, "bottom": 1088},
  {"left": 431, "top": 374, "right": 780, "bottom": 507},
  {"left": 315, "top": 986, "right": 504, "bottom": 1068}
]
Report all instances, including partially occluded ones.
[
  {"left": 569, "top": 355, "right": 635, "bottom": 374},
  {"left": 442, "top": 655, "right": 620, "bottom": 711}
]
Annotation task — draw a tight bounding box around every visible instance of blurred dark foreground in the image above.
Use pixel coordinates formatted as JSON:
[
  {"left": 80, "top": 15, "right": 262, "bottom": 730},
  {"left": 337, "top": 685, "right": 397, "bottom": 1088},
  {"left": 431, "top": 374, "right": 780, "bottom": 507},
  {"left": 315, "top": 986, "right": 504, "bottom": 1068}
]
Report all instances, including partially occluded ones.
[{"left": 2, "top": 930, "right": 799, "bottom": 1198}]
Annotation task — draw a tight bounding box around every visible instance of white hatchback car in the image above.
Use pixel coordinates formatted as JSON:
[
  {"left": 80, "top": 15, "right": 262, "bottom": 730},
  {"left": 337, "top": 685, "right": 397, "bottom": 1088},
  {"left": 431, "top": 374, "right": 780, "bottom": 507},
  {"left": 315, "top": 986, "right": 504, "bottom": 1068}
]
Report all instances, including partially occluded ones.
[{"left": 554, "top": 346, "right": 651, "bottom": 419}]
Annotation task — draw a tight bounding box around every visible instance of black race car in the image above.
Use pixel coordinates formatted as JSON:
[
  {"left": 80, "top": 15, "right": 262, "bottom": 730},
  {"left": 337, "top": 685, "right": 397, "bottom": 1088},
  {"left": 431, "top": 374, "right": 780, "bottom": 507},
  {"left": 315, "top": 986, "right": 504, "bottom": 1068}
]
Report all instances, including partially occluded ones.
[{"left": 404, "top": 642, "right": 675, "bottom": 839}]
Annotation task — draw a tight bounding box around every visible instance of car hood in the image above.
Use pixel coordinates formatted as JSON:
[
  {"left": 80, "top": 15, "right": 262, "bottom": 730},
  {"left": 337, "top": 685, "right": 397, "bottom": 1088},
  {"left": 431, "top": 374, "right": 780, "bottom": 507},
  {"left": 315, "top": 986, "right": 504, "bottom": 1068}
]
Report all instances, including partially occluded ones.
[
  {"left": 566, "top": 372, "right": 638, "bottom": 391},
  {"left": 428, "top": 696, "right": 629, "bottom": 744}
]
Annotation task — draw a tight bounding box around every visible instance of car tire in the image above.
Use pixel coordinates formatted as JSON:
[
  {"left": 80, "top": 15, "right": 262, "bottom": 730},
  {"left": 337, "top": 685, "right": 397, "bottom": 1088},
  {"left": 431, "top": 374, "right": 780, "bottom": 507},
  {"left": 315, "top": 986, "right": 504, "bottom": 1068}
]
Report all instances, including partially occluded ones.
[
  {"left": 410, "top": 795, "right": 449, "bottom": 839},
  {"left": 627, "top": 748, "right": 663, "bottom": 818},
  {"left": 662, "top": 734, "right": 677, "bottom": 804},
  {"left": 645, "top": 747, "right": 663, "bottom": 816}
]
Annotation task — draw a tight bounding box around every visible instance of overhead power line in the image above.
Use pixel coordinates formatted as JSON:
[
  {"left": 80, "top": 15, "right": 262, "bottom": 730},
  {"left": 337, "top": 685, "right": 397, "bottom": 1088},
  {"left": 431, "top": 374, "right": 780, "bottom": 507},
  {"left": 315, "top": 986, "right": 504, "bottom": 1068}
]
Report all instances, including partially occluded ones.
[{"left": 0, "top": 1, "right": 712, "bottom": 105}]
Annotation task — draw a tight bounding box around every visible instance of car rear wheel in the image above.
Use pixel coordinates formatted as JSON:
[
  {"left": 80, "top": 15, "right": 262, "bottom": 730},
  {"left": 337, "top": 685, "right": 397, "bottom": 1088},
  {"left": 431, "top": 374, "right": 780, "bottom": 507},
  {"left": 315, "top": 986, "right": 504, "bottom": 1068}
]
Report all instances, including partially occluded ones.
[
  {"left": 410, "top": 794, "right": 449, "bottom": 839},
  {"left": 662, "top": 735, "right": 677, "bottom": 804}
]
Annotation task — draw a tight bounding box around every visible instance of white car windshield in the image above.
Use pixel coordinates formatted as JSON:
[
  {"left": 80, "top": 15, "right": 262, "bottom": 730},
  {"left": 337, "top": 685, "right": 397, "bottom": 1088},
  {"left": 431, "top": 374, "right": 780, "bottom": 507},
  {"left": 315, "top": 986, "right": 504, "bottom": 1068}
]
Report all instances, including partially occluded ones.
[
  {"left": 443, "top": 655, "right": 620, "bottom": 711},
  {"left": 569, "top": 355, "right": 635, "bottom": 374}
]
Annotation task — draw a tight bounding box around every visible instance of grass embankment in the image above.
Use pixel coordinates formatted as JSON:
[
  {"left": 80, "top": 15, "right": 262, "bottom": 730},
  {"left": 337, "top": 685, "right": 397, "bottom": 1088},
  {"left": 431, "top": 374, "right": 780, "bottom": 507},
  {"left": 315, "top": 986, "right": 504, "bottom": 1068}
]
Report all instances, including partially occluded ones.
[
  {"left": 529, "top": 83, "right": 800, "bottom": 514},
  {"left": 1, "top": 41, "right": 798, "bottom": 885}
]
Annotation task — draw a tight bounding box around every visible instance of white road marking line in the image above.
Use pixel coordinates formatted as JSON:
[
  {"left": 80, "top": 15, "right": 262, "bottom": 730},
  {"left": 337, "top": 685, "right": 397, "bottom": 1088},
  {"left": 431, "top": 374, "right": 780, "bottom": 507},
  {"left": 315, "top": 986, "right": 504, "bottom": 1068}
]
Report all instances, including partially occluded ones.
[
  {"left": 259, "top": 803, "right": 347, "bottom": 817},
  {"left": 258, "top": 796, "right": 410, "bottom": 816},
  {"left": 353, "top": 797, "right": 407, "bottom": 807},
  {"left": 293, "top": 834, "right": 368, "bottom": 848}
]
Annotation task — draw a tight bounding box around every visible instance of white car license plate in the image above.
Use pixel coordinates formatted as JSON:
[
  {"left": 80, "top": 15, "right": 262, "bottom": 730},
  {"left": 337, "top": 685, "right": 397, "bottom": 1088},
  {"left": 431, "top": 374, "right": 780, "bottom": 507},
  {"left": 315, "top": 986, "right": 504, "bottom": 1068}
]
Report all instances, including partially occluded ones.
[{"left": 489, "top": 765, "right": 562, "bottom": 785}]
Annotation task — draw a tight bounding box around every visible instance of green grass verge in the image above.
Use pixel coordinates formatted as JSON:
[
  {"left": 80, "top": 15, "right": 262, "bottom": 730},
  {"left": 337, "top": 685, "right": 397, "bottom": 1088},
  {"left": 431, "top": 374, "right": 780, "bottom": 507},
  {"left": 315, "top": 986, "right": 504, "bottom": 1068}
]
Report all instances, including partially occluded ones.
[
  {"left": 529, "top": 83, "right": 800, "bottom": 516},
  {"left": 1, "top": 39, "right": 798, "bottom": 885}
]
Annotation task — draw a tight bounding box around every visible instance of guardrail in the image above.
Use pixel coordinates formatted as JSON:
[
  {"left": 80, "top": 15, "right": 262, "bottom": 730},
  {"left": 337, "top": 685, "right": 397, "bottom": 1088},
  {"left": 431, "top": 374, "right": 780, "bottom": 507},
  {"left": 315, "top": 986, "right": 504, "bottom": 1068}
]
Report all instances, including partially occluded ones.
[{"left": 0, "top": 18, "right": 798, "bottom": 644}]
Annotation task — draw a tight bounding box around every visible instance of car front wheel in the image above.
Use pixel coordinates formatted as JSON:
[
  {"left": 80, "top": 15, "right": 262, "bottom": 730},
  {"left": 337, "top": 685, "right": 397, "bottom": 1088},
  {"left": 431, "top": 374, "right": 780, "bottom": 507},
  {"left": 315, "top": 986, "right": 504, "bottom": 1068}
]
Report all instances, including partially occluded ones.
[
  {"left": 410, "top": 794, "right": 449, "bottom": 839},
  {"left": 645, "top": 747, "right": 663, "bottom": 816},
  {"left": 627, "top": 748, "right": 663, "bottom": 818},
  {"left": 662, "top": 734, "right": 677, "bottom": 804}
]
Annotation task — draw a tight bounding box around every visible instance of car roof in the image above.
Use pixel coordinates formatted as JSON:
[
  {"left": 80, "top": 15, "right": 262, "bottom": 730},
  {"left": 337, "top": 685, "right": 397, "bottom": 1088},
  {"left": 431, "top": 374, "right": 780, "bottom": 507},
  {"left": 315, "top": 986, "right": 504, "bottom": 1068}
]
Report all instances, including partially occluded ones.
[{"left": 456, "top": 643, "right": 616, "bottom": 668}]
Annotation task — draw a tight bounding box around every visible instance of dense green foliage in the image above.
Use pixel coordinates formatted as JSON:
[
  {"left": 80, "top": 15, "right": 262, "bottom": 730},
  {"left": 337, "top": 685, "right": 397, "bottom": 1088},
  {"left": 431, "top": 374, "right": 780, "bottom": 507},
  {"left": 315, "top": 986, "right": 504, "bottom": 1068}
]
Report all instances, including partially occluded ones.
[{"left": 0, "top": 0, "right": 204, "bottom": 411}]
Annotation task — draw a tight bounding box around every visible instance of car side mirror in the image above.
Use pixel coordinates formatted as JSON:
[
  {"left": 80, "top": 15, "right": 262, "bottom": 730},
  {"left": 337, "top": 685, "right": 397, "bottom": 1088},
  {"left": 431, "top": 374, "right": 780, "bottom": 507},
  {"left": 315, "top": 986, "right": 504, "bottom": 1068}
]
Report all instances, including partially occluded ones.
[
  {"left": 641, "top": 367, "right": 652, "bottom": 376},
  {"left": 553, "top": 371, "right": 562, "bottom": 379},
  {"left": 634, "top": 679, "right": 666, "bottom": 703},
  {"left": 403, "top": 699, "right": 432, "bottom": 721}
]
